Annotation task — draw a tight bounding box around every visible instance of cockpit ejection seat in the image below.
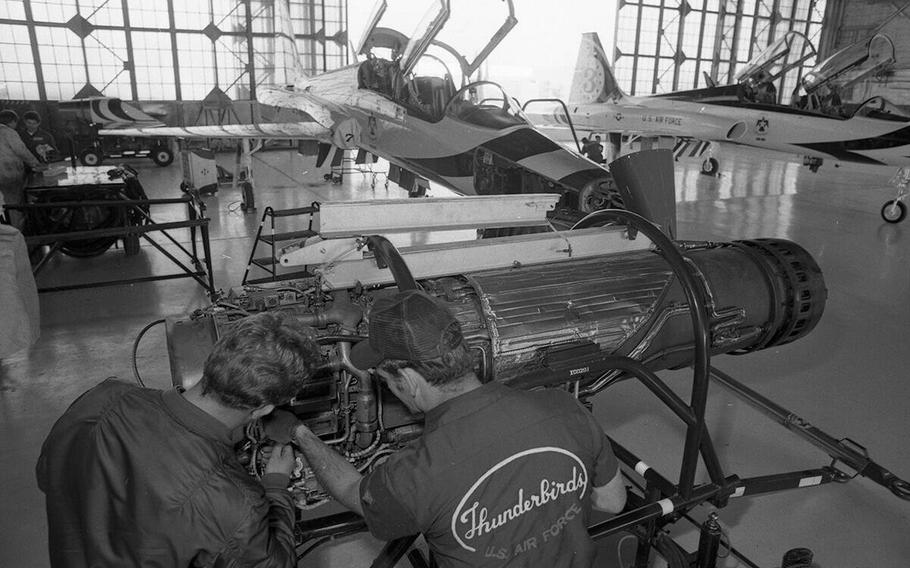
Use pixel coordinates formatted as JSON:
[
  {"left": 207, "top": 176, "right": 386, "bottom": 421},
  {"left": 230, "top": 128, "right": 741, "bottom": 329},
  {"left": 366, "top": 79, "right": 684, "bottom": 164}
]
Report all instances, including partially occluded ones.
[{"left": 409, "top": 75, "right": 456, "bottom": 120}]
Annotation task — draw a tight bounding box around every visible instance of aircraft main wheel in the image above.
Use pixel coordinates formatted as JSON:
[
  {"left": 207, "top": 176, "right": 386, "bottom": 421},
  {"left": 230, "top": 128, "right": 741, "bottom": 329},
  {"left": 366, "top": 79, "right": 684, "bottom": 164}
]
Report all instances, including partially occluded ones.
[
  {"left": 700, "top": 157, "right": 719, "bottom": 176},
  {"left": 31, "top": 200, "right": 123, "bottom": 257},
  {"left": 80, "top": 149, "right": 102, "bottom": 167},
  {"left": 881, "top": 200, "right": 907, "bottom": 223},
  {"left": 578, "top": 178, "right": 624, "bottom": 213},
  {"left": 151, "top": 146, "right": 174, "bottom": 167}
]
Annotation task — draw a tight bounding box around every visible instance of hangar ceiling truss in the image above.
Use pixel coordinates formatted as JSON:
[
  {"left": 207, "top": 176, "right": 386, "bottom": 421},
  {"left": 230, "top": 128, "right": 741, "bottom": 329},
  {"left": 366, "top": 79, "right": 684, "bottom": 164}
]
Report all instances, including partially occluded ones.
[
  {"left": 0, "top": 0, "right": 349, "bottom": 101},
  {"left": 613, "top": 0, "right": 827, "bottom": 101}
]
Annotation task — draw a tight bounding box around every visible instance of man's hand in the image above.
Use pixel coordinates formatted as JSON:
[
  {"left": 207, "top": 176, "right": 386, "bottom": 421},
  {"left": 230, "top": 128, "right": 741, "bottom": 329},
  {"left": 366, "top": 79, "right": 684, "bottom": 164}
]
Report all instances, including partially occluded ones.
[
  {"left": 265, "top": 444, "right": 297, "bottom": 477},
  {"left": 262, "top": 409, "right": 300, "bottom": 444}
]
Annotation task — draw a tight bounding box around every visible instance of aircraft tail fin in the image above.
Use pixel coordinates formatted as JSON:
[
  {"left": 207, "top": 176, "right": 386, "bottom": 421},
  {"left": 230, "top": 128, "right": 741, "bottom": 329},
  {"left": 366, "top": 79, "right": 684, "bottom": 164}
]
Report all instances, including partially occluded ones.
[
  {"left": 569, "top": 32, "right": 625, "bottom": 104},
  {"left": 274, "top": 0, "right": 307, "bottom": 84}
]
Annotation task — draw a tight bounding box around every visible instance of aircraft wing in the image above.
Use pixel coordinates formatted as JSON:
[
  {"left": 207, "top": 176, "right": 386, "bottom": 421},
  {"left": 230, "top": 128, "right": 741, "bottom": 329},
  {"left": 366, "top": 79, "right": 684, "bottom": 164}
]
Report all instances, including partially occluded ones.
[{"left": 98, "top": 122, "right": 332, "bottom": 141}]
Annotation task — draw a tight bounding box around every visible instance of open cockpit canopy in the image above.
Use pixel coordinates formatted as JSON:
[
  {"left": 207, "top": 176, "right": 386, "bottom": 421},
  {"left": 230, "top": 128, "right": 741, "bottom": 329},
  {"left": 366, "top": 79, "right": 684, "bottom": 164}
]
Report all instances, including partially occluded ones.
[
  {"left": 356, "top": 0, "right": 515, "bottom": 81},
  {"left": 736, "top": 31, "right": 817, "bottom": 87},
  {"left": 356, "top": 0, "right": 521, "bottom": 124},
  {"left": 801, "top": 34, "right": 894, "bottom": 95}
]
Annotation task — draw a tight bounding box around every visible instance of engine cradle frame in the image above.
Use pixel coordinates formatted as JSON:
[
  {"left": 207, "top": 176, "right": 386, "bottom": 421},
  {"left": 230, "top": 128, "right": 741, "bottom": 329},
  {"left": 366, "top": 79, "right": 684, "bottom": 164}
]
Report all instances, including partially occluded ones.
[{"left": 163, "top": 213, "right": 907, "bottom": 567}]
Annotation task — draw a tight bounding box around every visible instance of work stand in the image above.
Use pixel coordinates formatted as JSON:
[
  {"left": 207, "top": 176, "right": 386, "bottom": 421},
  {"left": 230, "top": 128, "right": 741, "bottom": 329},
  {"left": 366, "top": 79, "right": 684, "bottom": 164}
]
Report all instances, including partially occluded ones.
[
  {"left": 289, "top": 213, "right": 909, "bottom": 568},
  {"left": 8, "top": 186, "right": 215, "bottom": 295}
]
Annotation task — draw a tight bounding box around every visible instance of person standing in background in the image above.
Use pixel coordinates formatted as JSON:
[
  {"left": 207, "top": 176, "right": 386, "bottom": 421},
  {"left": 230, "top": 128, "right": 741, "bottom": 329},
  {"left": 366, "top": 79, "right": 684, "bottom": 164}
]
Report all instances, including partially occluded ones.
[
  {"left": 18, "top": 110, "right": 57, "bottom": 163},
  {"left": 0, "top": 109, "right": 45, "bottom": 229}
]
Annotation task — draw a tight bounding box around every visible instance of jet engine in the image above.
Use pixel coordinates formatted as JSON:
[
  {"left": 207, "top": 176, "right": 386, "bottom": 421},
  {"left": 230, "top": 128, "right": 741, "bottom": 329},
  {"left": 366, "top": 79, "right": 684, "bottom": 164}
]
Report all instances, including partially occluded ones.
[{"left": 165, "top": 226, "right": 825, "bottom": 511}]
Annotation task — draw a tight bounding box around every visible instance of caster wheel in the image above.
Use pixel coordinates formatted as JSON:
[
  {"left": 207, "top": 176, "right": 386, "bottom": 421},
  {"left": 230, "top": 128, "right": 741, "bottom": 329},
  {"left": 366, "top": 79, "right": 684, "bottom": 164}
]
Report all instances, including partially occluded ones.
[
  {"left": 151, "top": 146, "right": 174, "bottom": 166},
  {"left": 124, "top": 234, "right": 141, "bottom": 256},
  {"left": 881, "top": 200, "right": 906, "bottom": 223},
  {"left": 80, "top": 149, "right": 102, "bottom": 167},
  {"left": 700, "top": 157, "right": 719, "bottom": 176}
]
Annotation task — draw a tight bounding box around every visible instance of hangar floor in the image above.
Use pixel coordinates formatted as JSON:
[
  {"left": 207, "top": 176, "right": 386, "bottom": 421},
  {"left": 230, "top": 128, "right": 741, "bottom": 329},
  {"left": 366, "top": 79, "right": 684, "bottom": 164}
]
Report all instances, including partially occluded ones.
[{"left": 1, "top": 145, "right": 908, "bottom": 567}]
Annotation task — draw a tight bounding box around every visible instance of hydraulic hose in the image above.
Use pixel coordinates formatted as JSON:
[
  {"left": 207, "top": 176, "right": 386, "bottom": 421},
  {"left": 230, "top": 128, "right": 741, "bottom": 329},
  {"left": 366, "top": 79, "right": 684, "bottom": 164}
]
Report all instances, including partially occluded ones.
[{"left": 132, "top": 318, "right": 167, "bottom": 388}]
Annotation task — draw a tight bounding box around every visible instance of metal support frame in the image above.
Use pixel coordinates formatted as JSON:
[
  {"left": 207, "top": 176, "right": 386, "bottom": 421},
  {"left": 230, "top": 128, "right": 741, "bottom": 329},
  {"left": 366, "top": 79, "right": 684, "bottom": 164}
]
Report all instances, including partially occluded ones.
[
  {"left": 286, "top": 210, "right": 908, "bottom": 566},
  {"left": 6, "top": 194, "right": 214, "bottom": 295}
]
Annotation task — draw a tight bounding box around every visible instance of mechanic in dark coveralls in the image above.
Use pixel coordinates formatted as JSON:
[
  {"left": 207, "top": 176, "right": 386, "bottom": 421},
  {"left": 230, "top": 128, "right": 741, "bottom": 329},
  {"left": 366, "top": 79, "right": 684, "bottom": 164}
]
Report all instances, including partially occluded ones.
[
  {"left": 274, "top": 289, "right": 627, "bottom": 567},
  {"left": 36, "top": 312, "right": 321, "bottom": 567},
  {"left": 18, "top": 110, "right": 57, "bottom": 162}
]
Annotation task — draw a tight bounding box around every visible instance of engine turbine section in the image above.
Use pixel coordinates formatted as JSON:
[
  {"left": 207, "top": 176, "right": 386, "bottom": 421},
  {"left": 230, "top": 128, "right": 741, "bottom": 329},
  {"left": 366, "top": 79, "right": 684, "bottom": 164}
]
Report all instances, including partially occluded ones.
[{"left": 165, "top": 236, "right": 825, "bottom": 510}]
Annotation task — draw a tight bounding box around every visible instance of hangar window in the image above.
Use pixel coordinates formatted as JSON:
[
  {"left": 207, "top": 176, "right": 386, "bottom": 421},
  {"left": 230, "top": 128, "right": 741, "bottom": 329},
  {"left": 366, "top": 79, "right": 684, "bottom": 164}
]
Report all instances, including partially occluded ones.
[
  {"left": 0, "top": 0, "right": 349, "bottom": 102},
  {"left": 132, "top": 32, "right": 176, "bottom": 100},
  {"left": 0, "top": 24, "right": 37, "bottom": 99},
  {"left": 614, "top": 0, "right": 827, "bottom": 103},
  {"left": 0, "top": 1, "right": 25, "bottom": 20}
]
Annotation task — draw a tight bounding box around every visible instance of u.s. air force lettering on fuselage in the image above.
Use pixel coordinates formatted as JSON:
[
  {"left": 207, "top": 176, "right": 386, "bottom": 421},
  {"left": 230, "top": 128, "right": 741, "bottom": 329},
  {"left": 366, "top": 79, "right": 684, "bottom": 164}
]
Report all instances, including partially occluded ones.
[{"left": 641, "top": 115, "right": 683, "bottom": 126}]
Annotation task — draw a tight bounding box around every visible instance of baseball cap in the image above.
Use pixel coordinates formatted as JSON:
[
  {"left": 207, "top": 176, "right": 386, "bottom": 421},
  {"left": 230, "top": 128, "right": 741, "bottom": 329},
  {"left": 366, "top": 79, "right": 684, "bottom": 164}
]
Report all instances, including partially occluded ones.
[{"left": 350, "top": 289, "right": 464, "bottom": 369}]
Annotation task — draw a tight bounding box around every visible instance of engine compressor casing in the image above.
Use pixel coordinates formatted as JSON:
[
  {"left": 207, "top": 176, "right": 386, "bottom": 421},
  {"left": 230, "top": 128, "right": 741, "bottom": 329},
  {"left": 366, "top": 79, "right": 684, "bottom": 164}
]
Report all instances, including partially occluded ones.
[{"left": 168, "top": 235, "right": 824, "bottom": 423}]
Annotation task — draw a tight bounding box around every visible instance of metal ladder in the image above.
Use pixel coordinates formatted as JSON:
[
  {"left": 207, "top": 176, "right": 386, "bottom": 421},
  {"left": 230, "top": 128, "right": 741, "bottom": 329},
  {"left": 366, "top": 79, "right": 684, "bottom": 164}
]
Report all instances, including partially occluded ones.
[{"left": 241, "top": 203, "right": 318, "bottom": 285}]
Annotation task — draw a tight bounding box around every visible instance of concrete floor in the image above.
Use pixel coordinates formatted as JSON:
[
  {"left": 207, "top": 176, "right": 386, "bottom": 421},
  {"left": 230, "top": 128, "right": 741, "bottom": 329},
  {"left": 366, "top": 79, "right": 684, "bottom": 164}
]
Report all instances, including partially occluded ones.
[{"left": 1, "top": 145, "right": 908, "bottom": 567}]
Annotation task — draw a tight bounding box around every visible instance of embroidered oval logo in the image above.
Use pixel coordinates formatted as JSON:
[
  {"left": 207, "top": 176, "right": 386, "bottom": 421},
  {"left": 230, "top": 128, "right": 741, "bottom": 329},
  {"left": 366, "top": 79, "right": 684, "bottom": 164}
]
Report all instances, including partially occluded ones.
[{"left": 450, "top": 447, "right": 589, "bottom": 552}]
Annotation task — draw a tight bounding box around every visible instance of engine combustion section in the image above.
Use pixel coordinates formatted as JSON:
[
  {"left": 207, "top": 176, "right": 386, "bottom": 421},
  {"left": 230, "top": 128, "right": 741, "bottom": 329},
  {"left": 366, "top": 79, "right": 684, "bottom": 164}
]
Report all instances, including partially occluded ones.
[{"left": 166, "top": 237, "right": 825, "bottom": 510}]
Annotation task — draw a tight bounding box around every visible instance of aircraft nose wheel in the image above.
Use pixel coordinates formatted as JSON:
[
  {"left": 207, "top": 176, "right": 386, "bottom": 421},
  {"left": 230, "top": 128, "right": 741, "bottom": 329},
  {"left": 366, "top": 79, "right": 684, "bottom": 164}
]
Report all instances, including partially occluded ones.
[
  {"left": 881, "top": 199, "right": 906, "bottom": 223},
  {"left": 700, "top": 157, "right": 719, "bottom": 176}
]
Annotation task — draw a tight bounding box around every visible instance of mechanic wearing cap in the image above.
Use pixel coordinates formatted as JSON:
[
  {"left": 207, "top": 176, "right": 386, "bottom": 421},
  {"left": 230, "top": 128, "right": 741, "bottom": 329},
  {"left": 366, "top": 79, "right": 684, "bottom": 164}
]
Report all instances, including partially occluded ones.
[
  {"left": 36, "top": 312, "right": 320, "bottom": 568},
  {"left": 284, "top": 289, "right": 627, "bottom": 567}
]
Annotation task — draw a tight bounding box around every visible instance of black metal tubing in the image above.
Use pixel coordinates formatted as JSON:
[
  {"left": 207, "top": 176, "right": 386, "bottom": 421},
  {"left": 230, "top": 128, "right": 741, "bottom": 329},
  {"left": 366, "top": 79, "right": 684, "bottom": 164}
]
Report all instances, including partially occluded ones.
[
  {"left": 609, "top": 439, "right": 679, "bottom": 498},
  {"left": 124, "top": 195, "right": 198, "bottom": 255},
  {"left": 731, "top": 468, "right": 840, "bottom": 498},
  {"left": 138, "top": 232, "right": 212, "bottom": 292},
  {"left": 15, "top": 190, "right": 215, "bottom": 295},
  {"left": 365, "top": 235, "right": 419, "bottom": 291},
  {"left": 37, "top": 272, "right": 203, "bottom": 293},
  {"left": 7, "top": 196, "right": 196, "bottom": 208},
  {"left": 710, "top": 366, "right": 910, "bottom": 500},
  {"left": 520, "top": 97, "right": 583, "bottom": 153},
  {"left": 588, "top": 482, "right": 723, "bottom": 540},
  {"left": 22, "top": 219, "right": 209, "bottom": 246},
  {"left": 591, "top": 357, "right": 697, "bottom": 427},
  {"left": 573, "top": 209, "right": 716, "bottom": 497}
]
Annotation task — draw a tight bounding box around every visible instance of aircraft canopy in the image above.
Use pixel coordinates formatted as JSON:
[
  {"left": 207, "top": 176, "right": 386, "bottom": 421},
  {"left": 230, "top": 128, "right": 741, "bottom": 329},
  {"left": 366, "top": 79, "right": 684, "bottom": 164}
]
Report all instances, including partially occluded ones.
[
  {"left": 736, "top": 31, "right": 817, "bottom": 86},
  {"left": 356, "top": 0, "right": 516, "bottom": 80},
  {"left": 801, "top": 34, "right": 894, "bottom": 95}
]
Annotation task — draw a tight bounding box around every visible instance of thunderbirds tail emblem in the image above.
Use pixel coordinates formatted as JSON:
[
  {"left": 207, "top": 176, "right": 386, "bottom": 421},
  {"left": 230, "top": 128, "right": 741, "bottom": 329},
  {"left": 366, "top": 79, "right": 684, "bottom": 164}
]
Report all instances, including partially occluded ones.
[{"left": 569, "top": 33, "right": 624, "bottom": 104}]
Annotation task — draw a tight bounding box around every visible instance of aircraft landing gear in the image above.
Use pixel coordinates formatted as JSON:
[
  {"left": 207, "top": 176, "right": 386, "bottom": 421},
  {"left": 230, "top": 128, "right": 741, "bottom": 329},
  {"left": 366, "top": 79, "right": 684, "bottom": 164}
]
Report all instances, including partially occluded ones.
[
  {"left": 882, "top": 167, "right": 909, "bottom": 223},
  {"left": 700, "top": 157, "right": 719, "bottom": 176},
  {"left": 881, "top": 199, "right": 906, "bottom": 223},
  {"left": 802, "top": 155, "right": 824, "bottom": 173},
  {"left": 324, "top": 171, "right": 343, "bottom": 184}
]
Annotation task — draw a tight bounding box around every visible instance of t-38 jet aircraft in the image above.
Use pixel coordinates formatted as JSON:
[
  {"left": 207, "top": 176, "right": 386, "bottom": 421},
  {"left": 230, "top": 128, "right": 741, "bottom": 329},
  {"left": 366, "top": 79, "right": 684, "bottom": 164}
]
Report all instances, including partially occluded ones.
[
  {"left": 101, "top": 0, "right": 657, "bottom": 227},
  {"left": 526, "top": 31, "right": 910, "bottom": 223}
]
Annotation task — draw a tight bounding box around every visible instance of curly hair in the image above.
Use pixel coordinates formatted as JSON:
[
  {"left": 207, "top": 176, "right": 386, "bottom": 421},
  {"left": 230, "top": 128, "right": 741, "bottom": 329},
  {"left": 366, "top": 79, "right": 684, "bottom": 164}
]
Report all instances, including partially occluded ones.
[
  {"left": 0, "top": 109, "right": 19, "bottom": 126},
  {"left": 200, "top": 312, "right": 321, "bottom": 409}
]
